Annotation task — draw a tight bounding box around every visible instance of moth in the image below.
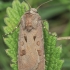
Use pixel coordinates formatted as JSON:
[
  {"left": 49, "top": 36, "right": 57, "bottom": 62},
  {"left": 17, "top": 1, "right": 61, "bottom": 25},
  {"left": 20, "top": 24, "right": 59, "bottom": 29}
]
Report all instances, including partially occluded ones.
[
  {"left": 18, "top": 8, "right": 45, "bottom": 70},
  {"left": 3, "top": 0, "right": 52, "bottom": 70},
  {"left": 17, "top": 0, "right": 53, "bottom": 69}
]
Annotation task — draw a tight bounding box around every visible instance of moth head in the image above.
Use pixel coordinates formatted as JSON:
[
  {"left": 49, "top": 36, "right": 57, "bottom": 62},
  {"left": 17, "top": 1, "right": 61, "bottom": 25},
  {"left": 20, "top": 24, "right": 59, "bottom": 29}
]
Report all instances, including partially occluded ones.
[
  {"left": 21, "top": 8, "right": 41, "bottom": 32},
  {"left": 30, "top": 8, "right": 37, "bottom": 14},
  {"left": 21, "top": 0, "right": 52, "bottom": 32}
]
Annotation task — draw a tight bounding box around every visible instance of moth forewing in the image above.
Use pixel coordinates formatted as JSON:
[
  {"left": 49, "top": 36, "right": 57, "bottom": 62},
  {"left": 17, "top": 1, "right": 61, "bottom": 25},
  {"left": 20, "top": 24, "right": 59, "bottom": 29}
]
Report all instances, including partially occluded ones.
[{"left": 18, "top": 8, "right": 45, "bottom": 70}]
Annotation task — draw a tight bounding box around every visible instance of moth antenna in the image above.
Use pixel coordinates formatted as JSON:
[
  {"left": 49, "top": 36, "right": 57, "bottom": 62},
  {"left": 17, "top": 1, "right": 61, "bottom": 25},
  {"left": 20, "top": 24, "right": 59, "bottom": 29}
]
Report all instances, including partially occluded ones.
[
  {"left": 24, "top": 0, "right": 31, "bottom": 9},
  {"left": 3, "top": 22, "right": 20, "bottom": 37},
  {"left": 36, "top": 0, "right": 52, "bottom": 10}
]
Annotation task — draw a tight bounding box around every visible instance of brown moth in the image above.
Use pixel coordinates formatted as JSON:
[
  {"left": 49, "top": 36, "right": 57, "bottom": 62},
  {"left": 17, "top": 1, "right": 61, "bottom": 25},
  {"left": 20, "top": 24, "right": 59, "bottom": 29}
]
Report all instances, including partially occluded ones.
[{"left": 18, "top": 8, "right": 45, "bottom": 70}]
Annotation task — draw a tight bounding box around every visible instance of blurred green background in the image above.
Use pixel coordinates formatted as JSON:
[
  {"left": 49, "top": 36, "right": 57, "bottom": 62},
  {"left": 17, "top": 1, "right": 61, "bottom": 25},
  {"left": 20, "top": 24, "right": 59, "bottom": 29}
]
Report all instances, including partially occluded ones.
[{"left": 0, "top": 0, "right": 70, "bottom": 70}]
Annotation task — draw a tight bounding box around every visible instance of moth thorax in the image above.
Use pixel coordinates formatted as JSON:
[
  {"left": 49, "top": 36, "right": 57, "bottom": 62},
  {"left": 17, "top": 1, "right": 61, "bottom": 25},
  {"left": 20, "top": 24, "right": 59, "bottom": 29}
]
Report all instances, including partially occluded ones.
[
  {"left": 30, "top": 8, "right": 37, "bottom": 14},
  {"left": 24, "top": 8, "right": 40, "bottom": 32}
]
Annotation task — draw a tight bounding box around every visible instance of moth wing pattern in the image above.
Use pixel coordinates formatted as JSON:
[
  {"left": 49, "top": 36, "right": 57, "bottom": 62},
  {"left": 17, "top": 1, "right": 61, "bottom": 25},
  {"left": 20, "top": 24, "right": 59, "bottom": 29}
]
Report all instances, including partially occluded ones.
[{"left": 18, "top": 8, "right": 45, "bottom": 70}]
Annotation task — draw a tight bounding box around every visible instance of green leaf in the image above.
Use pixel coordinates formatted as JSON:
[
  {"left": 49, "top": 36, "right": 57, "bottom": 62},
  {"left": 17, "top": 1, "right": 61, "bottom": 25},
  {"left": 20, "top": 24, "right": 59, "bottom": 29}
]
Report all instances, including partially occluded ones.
[
  {"left": 43, "top": 21, "right": 63, "bottom": 70},
  {"left": 39, "top": 5, "right": 67, "bottom": 19},
  {"left": 3, "top": 0, "right": 29, "bottom": 70},
  {"left": 3, "top": 0, "right": 63, "bottom": 70}
]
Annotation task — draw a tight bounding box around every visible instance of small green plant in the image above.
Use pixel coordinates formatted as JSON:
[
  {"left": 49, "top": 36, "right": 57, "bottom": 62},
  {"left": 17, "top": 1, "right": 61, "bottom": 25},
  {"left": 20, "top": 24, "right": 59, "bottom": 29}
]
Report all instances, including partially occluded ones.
[{"left": 3, "top": 0, "right": 63, "bottom": 70}]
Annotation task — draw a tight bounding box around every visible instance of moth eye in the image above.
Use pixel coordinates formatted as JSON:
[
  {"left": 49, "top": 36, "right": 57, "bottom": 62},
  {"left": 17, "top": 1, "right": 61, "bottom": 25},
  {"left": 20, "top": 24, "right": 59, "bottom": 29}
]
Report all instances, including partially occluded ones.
[
  {"left": 20, "top": 50, "right": 26, "bottom": 56},
  {"left": 24, "top": 36, "right": 27, "bottom": 42},
  {"left": 33, "top": 36, "right": 36, "bottom": 41},
  {"left": 37, "top": 50, "right": 41, "bottom": 56}
]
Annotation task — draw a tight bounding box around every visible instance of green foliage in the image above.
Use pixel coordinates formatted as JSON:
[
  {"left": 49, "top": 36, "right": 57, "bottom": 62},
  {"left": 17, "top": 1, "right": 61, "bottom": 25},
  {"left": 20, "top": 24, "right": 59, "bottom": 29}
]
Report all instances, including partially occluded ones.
[
  {"left": 0, "top": 0, "right": 70, "bottom": 70},
  {"left": 59, "top": 0, "right": 70, "bottom": 37},
  {"left": 3, "top": 0, "right": 29, "bottom": 70},
  {"left": 59, "top": 0, "right": 70, "bottom": 9},
  {"left": 3, "top": 0, "right": 63, "bottom": 70},
  {"left": 0, "top": 1, "right": 11, "bottom": 11},
  {"left": 28, "top": 0, "right": 70, "bottom": 19},
  {"left": 43, "top": 21, "right": 63, "bottom": 70}
]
